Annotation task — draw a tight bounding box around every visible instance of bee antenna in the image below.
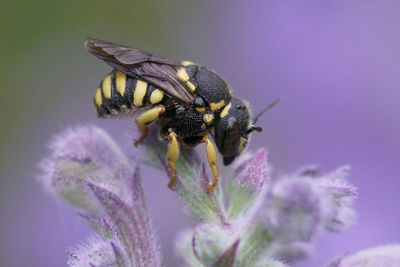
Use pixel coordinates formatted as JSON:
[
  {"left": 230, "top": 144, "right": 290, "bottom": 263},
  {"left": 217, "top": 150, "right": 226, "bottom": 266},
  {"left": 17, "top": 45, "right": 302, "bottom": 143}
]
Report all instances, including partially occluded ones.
[
  {"left": 247, "top": 126, "right": 263, "bottom": 134},
  {"left": 252, "top": 98, "right": 280, "bottom": 124}
]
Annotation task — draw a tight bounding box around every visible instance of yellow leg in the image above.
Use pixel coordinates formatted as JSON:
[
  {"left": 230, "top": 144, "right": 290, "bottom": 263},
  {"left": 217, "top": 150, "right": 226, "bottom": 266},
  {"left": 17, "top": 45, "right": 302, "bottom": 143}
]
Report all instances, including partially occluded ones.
[
  {"left": 201, "top": 135, "right": 220, "bottom": 193},
  {"left": 134, "top": 105, "right": 165, "bottom": 147},
  {"left": 167, "top": 130, "right": 180, "bottom": 189}
]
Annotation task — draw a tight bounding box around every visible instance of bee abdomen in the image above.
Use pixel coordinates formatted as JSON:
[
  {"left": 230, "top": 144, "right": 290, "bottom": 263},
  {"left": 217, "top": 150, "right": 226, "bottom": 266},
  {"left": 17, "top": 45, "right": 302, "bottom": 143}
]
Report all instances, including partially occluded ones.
[{"left": 94, "top": 69, "right": 165, "bottom": 117}]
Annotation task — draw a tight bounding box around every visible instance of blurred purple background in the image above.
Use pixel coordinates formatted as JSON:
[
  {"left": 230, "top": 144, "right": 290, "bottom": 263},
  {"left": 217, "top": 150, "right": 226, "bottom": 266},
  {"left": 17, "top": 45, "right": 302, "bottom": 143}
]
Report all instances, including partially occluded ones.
[{"left": 1, "top": 0, "right": 399, "bottom": 266}]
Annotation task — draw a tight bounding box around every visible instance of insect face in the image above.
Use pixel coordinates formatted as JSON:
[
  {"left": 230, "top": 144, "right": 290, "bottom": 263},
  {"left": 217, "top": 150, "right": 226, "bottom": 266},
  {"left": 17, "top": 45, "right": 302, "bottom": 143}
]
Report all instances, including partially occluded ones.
[{"left": 214, "top": 97, "right": 262, "bottom": 165}]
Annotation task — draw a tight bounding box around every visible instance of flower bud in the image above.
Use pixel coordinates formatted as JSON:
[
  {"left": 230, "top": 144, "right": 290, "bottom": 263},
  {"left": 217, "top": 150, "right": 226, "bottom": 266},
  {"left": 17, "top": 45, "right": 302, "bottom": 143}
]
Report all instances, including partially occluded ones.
[
  {"left": 67, "top": 235, "right": 128, "bottom": 267},
  {"left": 266, "top": 177, "right": 323, "bottom": 243},
  {"left": 39, "top": 126, "right": 133, "bottom": 212},
  {"left": 265, "top": 166, "right": 357, "bottom": 244},
  {"left": 192, "top": 223, "right": 236, "bottom": 266},
  {"left": 229, "top": 149, "right": 270, "bottom": 219},
  {"left": 317, "top": 165, "right": 357, "bottom": 231},
  {"left": 325, "top": 244, "right": 400, "bottom": 267}
]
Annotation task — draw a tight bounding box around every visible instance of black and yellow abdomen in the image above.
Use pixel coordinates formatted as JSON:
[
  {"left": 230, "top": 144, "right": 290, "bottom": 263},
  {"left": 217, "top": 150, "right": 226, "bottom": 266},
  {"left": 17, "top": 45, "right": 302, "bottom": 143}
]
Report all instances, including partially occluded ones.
[{"left": 94, "top": 69, "right": 165, "bottom": 117}]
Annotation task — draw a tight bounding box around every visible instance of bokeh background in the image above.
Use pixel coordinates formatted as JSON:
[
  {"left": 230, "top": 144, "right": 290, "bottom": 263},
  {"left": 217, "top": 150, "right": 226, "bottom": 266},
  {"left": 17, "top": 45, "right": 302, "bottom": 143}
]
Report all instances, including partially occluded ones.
[{"left": 1, "top": 0, "right": 399, "bottom": 266}]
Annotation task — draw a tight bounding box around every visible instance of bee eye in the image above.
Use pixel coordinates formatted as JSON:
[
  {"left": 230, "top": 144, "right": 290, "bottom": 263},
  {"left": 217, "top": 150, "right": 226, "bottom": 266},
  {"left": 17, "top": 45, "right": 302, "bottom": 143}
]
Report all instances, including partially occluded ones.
[
  {"left": 215, "top": 117, "right": 241, "bottom": 165},
  {"left": 236, "top": 104, "right": 244, "bottom": 110}
]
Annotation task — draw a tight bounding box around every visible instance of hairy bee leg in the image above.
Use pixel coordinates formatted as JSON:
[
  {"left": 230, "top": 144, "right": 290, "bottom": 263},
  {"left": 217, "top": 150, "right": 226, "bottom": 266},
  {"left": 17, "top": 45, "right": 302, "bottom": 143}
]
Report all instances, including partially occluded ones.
[
  {"left": 167, "top": 130, "right": 180, "bottom": 189},
  {"left": 201, "top": 135, "right": 220, "bottom": 193},
  {"left": 134, "top": 105, "right": 166, "bottom": 147}
]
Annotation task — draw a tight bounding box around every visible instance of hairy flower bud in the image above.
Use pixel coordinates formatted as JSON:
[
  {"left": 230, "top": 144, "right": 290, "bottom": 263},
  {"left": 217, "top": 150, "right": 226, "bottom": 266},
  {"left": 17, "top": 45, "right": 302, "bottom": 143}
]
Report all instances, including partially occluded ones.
[
  {"left": 235, "top": 148, "right": 269, "bottom": 192},
  {"left": 317, "top": 165, "right": 357, "bottom": 231},
  {"left": 266, "top": 177, "right": 323, "bottom": 243},
  {"left": 39, "top": 126, "right": 133, "bottom": 212},
  {"left": 192, "top": 223, "right": 237, "bottom": 266},
  {"left": 67, "top": 235, "right": 128, "bottom": 267},
  {"left": 39, "top": 124, "right": 361, "bottom": 267},
  {"left": 265, "top": 166, "right": 357, "bottom": 244},
  {"left": 229, "top": 149, "right": 270, "bottom": 219},
  {"left": 325, "top": 244, "right": 400, "bottom": 267},
  {"left": 175, "top": 229, "right": 203, "bottom": 267},
  {"left": 40, "top": 126, "right": 161, "bottom": 267}
]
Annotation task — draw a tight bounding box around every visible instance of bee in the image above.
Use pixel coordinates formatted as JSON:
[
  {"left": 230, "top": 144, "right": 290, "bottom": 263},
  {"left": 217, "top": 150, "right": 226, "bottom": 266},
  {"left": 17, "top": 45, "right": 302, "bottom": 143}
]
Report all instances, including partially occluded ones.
[{"left": 85, "top": 39, "right": 277, "bottom": 192}]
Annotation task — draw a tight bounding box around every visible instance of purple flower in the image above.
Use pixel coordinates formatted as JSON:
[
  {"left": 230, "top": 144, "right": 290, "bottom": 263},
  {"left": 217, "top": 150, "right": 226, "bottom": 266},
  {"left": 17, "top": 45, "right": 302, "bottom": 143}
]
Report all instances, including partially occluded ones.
[
  {"left": 39, "top": 126, "right": 133, "bottom": 212},
  {"left": 67, "top": 235, "right": 128, "bottom": 267},
  {"left": 39, "top": 126, "right": 161, "bottom": 267},
  {"left": 175, "top": 229, "right": 203, "bottom": 267},
  {"left": 235, "top": 148, "right": 270, "bottom": 192},
  {"left": 39, "top": 125, "right": 362, "bottom": 267},
  {"left": 268, "top": 242, "right": 310, "bottom": 264},
  {"left": 87, "top": 168, "right": 161, "bottom": 267},
  {"left": 294, "top": 165, "right": 321, "bottom": 177},
  {"left": 266, "top": 177, "right": 323, "bottom": 243},
  {"left": 265, "top": 166, "right": 357, "bottom": 244},
  {"left": 151, "top": 149, "right": 226, "bottom": 224},
  {"left": 228, "top": 149, "right": 270, "bottom": 219},
  {"left": 192, "top": 223, "right": 237, "bottom": 266},
  {"left": 175, "top": 219, "right": 284, "bottom": 267},
  {"left": 325, "top": 244, "right": 400, "bottom": 267},
  {"left": 317, "top": 165, "right": 357, "bottom": 232},
  {"left": 264, "top": 166, "right": 357, "bottom": 263}
]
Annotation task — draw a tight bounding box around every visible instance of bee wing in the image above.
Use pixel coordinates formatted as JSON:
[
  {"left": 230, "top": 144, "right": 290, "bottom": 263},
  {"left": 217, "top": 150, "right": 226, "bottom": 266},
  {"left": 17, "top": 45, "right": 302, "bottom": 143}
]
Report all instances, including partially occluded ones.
[{"left": 85, "top": 38, "right": 194, "bottom": 106}]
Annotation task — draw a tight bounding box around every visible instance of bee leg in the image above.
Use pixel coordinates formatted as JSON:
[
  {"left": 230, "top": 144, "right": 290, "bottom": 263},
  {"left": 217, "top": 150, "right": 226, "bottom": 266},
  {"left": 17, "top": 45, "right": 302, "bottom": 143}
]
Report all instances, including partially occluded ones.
[
  {"left": 134, "top": 105, "right": 166, "bottom": 147},
  {"left": 167, "top": 130, "right": 180, "bottom": 189},
  {"left": 201, "top": 135, "right": 220, "bottom": 193}
]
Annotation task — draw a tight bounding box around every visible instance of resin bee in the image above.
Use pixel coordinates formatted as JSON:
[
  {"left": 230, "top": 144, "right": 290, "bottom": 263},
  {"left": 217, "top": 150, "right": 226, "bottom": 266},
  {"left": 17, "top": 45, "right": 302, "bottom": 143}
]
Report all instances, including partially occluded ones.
[{"left": 85, "top": 39, "right": 276, "bottom": 192}]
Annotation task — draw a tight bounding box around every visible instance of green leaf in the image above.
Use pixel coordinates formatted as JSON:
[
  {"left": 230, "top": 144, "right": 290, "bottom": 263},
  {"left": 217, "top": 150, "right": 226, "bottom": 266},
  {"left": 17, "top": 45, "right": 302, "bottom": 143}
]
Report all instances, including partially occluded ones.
[{"left": 236, "top": 222, "right": 272, "bottom": 267}]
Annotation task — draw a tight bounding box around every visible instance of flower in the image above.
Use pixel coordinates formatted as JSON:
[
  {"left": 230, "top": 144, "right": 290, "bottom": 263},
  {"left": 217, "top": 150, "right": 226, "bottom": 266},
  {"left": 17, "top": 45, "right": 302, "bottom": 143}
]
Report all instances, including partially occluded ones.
[
  {"left": 265, "top": 166, "right": 357, "bottom": 243},
  {"left": 235, "top": 148, "right": 269, "bottom": 192},
  {"left": 317, "top": 165, "right": 357, "bottom": 232},
  {"left": 325, "top": 244, "right": 400, "bottom": 267},
  {"left": 228, "top": 149, "right": 271, "bottom": 219},
  {"left": 263, "top": 166, "right": 357, "bottom": 263},
  {"left": 141, "top": 132, "right": 227, "bottom": 223},
  {"left": 192, "top": 223, "right": 237, "bottom": 266},
  {"left": 265, "top": 176, "right": 323, "bottom": 243},
  {"left": 67, "top": 235, "right": 128, "bottom": 267},
  {"left": 175, "top": 223, "right": 284, "bottom": 267},
  {"left": 39, "top": 126, "right": 133, "bottom": 212},
  {"left": 39, "top": 125, "right": 360, "bottom": 266},
  {"left": 39, "top": 126, "right": 161, "bottom": 267},
  {"left": 88, "top": 177, "right": 161, "bottom": 266}
]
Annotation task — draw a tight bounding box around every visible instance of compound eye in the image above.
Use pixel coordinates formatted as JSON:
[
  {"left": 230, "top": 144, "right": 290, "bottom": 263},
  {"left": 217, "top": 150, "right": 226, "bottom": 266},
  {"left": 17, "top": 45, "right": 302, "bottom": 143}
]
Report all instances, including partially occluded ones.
[
  {"left": 221, "top": 117, "right": 241, "bottom": 165},
  {"left": 236, "top": 103, "right": 245, "bottom": 110},
  {"left": 194, "top": 96, "right": 207, "bottom": 113}
]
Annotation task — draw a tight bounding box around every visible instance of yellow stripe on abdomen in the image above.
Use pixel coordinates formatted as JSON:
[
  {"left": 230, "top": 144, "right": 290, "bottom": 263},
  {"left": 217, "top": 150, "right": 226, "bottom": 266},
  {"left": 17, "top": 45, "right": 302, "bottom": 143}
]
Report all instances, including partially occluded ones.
[
  {"left": 102, "top": 75, "right": 112, "bottom": 98},
  {"left": 94, "top": 88, "right": 102, "bottom": 107},
  {"left": 150, "top": 89, "right": 164, "bottom": 104},
  {"left": 115, "top": 71, "right": 126, "bottom": 96},
  {"left": 177, "top": 68, "right": 190, "bottom": 82},
  {"left": 133, "top": 80, "right": 147, "bottom": 106}
]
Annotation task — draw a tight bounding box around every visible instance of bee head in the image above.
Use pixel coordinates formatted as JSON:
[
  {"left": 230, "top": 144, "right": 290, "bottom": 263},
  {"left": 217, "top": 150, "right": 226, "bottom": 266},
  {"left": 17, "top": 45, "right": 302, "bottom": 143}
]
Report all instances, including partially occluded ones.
[{"left": 214, "top": 97, "right": 262, "bottom": 166}]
